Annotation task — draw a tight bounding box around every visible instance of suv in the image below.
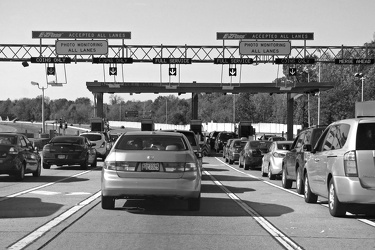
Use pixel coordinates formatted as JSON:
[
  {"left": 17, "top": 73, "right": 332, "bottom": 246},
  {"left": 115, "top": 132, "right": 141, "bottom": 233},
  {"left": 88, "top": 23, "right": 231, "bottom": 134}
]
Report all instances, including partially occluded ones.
[
  {"left": 214, "top": 131, "right": 237, "bottom": 153},
  {"left": 281, "top": 125, "right": 326, "bottom": 194},
  {"left": 80, "top": 132, "right": 112, "bottom": 160},
  {"left": 304, "top": 118, "right": 375, "bottom": 217}
]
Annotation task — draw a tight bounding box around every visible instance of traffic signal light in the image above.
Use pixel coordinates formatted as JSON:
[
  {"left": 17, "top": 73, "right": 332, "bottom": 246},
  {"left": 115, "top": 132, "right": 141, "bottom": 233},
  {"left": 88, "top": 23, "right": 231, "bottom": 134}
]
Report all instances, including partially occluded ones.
[{"left": 59, "top": 118, "right": 63, "bottom": 129}]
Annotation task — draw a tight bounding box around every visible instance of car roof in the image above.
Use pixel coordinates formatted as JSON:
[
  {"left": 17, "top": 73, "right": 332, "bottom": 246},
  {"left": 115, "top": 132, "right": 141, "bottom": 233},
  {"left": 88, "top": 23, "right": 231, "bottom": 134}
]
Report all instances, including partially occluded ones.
[{"left": 126, "top": 130, "right": 186, "bottom": 137}]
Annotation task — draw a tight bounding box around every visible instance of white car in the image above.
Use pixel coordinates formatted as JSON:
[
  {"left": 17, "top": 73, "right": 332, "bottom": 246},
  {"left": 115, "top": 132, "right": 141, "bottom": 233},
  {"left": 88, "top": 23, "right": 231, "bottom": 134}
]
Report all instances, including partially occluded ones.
[{"left": 80, "top": 132, "right": 112, "bottom": 160}]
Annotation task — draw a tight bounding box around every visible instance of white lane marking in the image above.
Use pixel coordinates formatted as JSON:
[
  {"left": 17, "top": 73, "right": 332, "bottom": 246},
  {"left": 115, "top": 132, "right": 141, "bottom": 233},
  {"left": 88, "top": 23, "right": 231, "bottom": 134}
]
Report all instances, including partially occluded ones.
[
  {"left": 65, "top": 192, "right": 92, "bottom": 196},
  {"left": 0, "top": 171, "right": 91, "bottom": 202},
  {"left": 203, "top": 170, "right": 302, "bottom": 250},
  {"left": 215, "top": 157, "right": 375, "bottom": 228},
  {"left": 7, "top": 191, "right": 101, "bottom": 250},
  {"left": 30, "top": 191, "right": 60, "bottom": 196}
]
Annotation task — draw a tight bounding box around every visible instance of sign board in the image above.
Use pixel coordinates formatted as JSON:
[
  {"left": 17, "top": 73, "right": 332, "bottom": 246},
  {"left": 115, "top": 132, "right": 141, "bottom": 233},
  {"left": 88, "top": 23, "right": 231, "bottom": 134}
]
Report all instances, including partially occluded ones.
[
  {"left": 217, "top": 32, "right": 314, "bottom": 40},
  {"left": 169, "top": 67, "right": 177, "bottom": 76},
  {"left": 55, "top": 40, "right": 108, "bottom": 55},
  {"left": 109, "top": 67, "right": 117, "bottom": 76},
  {"left": 229, "top": 68, "right": 237, "bottom": 76},
  {"left": 31, "top": 57, "right": 72, "bottom": 64},
  {"left": 335, "top": 59, "right": 375, "bottom": 65},
  {"left": 214, "top": 58, "right": 253, "bottom": 64},
  {"left": 289, "top": 68, "right": 297, "bottom": 76},
  {"left": 275, "top": 58, "right": 315, "bottom": 64},
  {"left": 125, "top": 111, "right": 139, "bottom": 117},
  {"left": 33, "top": 31, "right": 131, "bottom": 39},
  {"left": 47, "top": 67, "right": 55, "bottom": 75},
  {"left": 240, "top": 41, "right": 291, "bottom": 55},
  {"left": 153, "top": 58, "right": 192, "bottom": 64},
  {"left": 92, "top": 57, "right": 133, "bottom": 64}
]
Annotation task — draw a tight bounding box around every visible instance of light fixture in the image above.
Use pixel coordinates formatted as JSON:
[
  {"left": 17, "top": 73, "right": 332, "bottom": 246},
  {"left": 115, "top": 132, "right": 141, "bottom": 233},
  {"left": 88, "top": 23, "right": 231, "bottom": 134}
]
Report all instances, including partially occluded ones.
[
  {"left": 22, "top": 61, "right": 29, "bottom": 67},
  {"left": 222, "top": 86, "right": 234, "bottom": 90}
]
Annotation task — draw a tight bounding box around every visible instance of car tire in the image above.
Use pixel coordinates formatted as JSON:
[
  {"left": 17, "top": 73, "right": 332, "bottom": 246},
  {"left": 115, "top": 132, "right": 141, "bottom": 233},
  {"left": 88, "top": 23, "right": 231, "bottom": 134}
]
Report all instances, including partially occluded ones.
[
  {"left": 101, "top": 195, "right": 115, "bottom": 209},
  {"left": 229, "top": 157, "right": 233, "bottom": 164},
  {"left": 238, "top": 158, "right": 243, "bottom": 168},
  {"left": 244, "top": 162, "right": 250, "bottom": 170},
  {"left": 33, "top": 161, "right": 41, "bottom": 177},
  {"left": 261, "top": 164, "right": 267, "bottom": 177},
  {"left": 43, "top": 163, "right": 51, "bottom": 169},
  {"left": 281, "top": 167, "right": 292, "bottom": 189},
  {"left": 328, "top": 179, "right": 346, "bottom": 217},
  {"left": 188, "top": 194, "right": 201, "bottom": 211},
  {"left": 296, "top": 167, "right": 304, "bottom": 194},
  {"left": 268, "top": 165, "right": 275, "bottom": 180},
  {"left": 304, "top": 173, "right": 318, "bottom": 203},
  {"left": 91, "top": 157, "right": 97, "bottom": 168},
  {"left": 81, "top": 156, "right": 89, "bottom": 170},
  {"left": 16, "top": 160, "right": 25, "bottom": 181}
]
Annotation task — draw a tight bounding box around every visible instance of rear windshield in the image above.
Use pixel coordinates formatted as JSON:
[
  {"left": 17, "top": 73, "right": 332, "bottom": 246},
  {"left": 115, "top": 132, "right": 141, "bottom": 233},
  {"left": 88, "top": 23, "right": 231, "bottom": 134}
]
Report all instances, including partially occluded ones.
[
  {"left": 277, "top": 143, "right": 292, "bottom": 150},
  {"left": 250, "top": 141, "right": 272, "bottom": 149},
  {"left": 356, "top": 123, "right": 375, "bottom": 150},
  {"left": 220, "top": 133, "right": 236, "bottom": 140},
  {"left": 0, "top": 135, "right": 16, "bottom": 145},
  {"left": 115, "top": 135, "right": 188, "bottom": 151},
  {"left": 81, "top": 134, "right": 103, "bottom": 141},
  {"left": 234, "top": 140, "right": 247, "bottom": 147},
  {"left": 51, "top": 137, "right": 84, "bottom": 145}
]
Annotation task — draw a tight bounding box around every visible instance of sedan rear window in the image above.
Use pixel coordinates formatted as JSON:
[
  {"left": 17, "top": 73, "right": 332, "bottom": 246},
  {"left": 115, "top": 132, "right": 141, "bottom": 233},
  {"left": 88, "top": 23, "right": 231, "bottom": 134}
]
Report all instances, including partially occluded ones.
[
  {"left": 81, "top": 134, "right": 103, "bottom": 141},
  {"left": 116, "top": 135, "right": 188, "bottom": 151},
  {"left": 356, "top": 123, "right": 375, "bottom": 150},
  {"left": 51, "top": 137, "right": 84, "bottom": 144}
]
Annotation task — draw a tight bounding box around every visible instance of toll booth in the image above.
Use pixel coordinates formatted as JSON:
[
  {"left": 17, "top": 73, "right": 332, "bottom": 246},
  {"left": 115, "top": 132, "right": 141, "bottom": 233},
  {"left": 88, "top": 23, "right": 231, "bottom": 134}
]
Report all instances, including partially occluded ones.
[
  {"left": 90, "top": 117, "right": 104, "bottom": 132},
  {"left": 238, "top": 121, "right": 255, "bottom": 138},
  {"left": 190, "top": 120, "right": 202, "bottom": 134},
  {"left": 141, "top": 119, "right": 154, "bottom": 131}
]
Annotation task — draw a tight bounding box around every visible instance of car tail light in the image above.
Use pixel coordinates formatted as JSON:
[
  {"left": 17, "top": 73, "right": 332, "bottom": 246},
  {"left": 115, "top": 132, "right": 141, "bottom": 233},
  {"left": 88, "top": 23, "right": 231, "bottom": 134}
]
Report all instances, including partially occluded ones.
[
  {"left": 344, "top": 151, "right": 358, "bottom": 177},
  {"left": 43, "top": 145, "right": 56, "bottom": 152},
  {"left": 100, "top": 142, "right": 106, "bottom": 148},
  {"left": 235, "top": 147, "right": 242, "bottom": 153},
  {"left": 272, "top": 152, "right": 285, "bottom": 158},
  {"left": 184, "top": 162, "right": 197, "bottom": 172},
  {"left": 104, "top": 161, "right": 137, "bottom": 171},
  {"left": 163, "top": 162, "right": 186, "bottom": 172},
  {"left": 8, "top": 147, "right": 18, "bottom": 155}
]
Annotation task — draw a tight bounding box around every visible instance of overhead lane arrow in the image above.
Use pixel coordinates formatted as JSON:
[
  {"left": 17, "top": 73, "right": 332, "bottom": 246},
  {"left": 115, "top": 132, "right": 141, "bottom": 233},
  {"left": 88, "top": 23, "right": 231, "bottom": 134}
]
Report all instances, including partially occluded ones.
[
  {"left": 289, "top": 68, "right": 296, "bottom": 76},
  {"left": 229, "top": 68, "right": 237, "bottom": 76}
]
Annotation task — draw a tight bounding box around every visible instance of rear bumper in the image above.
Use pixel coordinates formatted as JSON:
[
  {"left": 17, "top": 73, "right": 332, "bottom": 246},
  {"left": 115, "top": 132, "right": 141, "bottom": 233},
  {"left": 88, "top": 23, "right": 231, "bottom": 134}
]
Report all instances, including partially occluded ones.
[
  {"left": 334, "top": 176, "right": 375, "bottom": 204},
  {"left": 101, "top": 169, "right": 201, "bottom": 199}
]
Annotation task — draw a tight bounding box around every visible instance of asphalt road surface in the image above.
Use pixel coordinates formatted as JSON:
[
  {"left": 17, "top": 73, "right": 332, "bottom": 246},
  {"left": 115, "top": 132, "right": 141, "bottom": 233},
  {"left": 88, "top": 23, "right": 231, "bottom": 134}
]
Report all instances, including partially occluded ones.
[{"left": 1, "top": 154, "right": 375, "bottom": 250}]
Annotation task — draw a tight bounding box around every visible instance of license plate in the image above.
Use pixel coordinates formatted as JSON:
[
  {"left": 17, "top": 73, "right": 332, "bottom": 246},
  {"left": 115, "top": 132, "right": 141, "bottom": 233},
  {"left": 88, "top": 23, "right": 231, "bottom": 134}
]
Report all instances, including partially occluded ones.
[
  {"left": 141, "top": 162, "right": 159, "bottom": 171},
  {"left": 58, "top": 155, "right": 66, "bottom": 159}
]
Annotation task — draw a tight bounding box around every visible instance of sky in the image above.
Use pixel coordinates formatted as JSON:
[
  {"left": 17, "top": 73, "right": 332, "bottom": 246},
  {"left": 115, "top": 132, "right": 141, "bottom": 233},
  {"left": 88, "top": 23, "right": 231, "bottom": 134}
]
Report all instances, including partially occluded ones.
[{"left": 0, "top": 0, "right": 374, "bottom": 104}]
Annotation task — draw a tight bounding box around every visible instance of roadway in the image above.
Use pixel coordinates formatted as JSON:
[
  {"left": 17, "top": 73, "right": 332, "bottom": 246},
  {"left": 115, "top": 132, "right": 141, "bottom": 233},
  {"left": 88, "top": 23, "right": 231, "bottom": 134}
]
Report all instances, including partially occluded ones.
[{"left": 1, "top": 155, "right": 375, "bottom": 250}]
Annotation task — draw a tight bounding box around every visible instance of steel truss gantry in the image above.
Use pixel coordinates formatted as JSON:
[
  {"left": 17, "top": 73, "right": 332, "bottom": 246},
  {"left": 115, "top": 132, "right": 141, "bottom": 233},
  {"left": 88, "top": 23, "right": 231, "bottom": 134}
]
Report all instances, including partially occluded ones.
[{"left": 0, "top": 44, "right": 374, "bottom": 63}]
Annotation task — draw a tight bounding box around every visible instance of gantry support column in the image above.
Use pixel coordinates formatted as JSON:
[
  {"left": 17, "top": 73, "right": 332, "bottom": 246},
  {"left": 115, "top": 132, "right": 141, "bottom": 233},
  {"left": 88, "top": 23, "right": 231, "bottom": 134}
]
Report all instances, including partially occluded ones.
[
  {"left": 94, "top": 93, "right": 104, "bottom": 118},
  {"left": 287, "top": 93, "right": 294, "bottom": 140},
  {"left": 191, "top": 93, "right": 198, "bottom": 120}
]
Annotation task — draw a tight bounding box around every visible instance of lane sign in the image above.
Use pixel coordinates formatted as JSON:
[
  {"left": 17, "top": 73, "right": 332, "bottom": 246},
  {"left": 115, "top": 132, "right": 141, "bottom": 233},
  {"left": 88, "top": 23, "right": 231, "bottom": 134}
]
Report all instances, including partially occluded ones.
[
  {"left": 33, "top": 31, "right": 131, "bottom": 39},
  {"left": 335, "top": 59, "right": 375, "bottom": 64},
  {"left": 240, "top": 41, "right": 291, "bottom": 55},
  {"left": 56, "top": 40, "right": 108, "bottom": 55},
  {"left": 229, "top": 68, "right": 237, "bottom": 76},
  {"left": 31, "top": 57, "right": 71, "bottom": 64},
  {"left": 169, "top": 67, "right": 176, "bottom": 76},
  {"left": 214, "top": 58, "right": 253, "bottom": 64},
  {"left": 47, "top": 67, "right": 55, "bottom": 75},
  {"left": 275, "top": 58, "right": 315, "bottom": 64},
  {"left": 92, "top": 57, "right": 133, "bottom": 64},
  {"left": 289, "top": 68, "right": 297, "bottom": 76},
  {"left": 153, "top": 58, "right": 192, "bottom": 64},
  {"left": 125, "top": 111, "right": 139, "bottom": 117},
  {"left": 217, "top": 32, "right": 314, "bottom": 40},
  {"left": 109, "top": 67, "right": 117, "bottom": 76}
]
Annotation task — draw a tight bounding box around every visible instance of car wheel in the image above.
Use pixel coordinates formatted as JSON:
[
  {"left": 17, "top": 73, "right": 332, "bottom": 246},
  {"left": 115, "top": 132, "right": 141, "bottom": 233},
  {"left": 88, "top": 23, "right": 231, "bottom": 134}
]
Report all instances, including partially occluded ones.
[
  {"left": 225, "top": 157, "right": 228, "bottom": 163},
  {"left": 16, "top": 160, "right": 25, "bottom": 181},
  {"left": 188, "top": 194, "right": 201, "bottom": 211},
  {"left": 328, "top": 179, "right": 346, "bottom": 217},
  {"left": 228, "top": 157, "right": 233, "bottom": 164},
  {"left": 43, "top": 163, "right": 51, "bottom": 169},
  {"left": 238, "top": 157, "right": 243, "bottom": 168},
  {"left": 244, "top": 162, "right": 250, "bottom": 170},
  {"left": 281, "top": 167, "right": 292, "bottom": 189},
  {"left": 304, "top": 173, "right": 318, "bottom": 203},
  {"left": 296, "top": 167, "right": 304, "bottom": 194},
  {"left": 268, "top": 165, "right": 275, "bottom": 180},
  {"left": 91, "top": 157, "right": 97, "bottom": 168},
  {"left": 33, "top": 161, "right": 41, "bottom": 177},
  {"left": 261, "top": 164, "right": 267, "bottom": 177},
  {"left": 81, "top": 156, "right": 89, "bottom": 170},
  {"left": 101, "top": 195, "right": 115, "bottom": 209}
]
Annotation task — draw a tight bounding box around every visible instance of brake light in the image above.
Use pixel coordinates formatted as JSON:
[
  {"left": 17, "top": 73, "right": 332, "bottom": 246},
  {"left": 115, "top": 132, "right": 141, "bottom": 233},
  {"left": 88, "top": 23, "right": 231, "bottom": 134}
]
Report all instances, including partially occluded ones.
[
  {"left": 8, "top": 147, "right": 18, "bottom": 154},
  {"left": 164, "top": 162, "right": 185, "bottom": 172},
  {"left": 100, "top": 142, "right": 106, "bottom": 148},
  {"left": 184, "top": 162, "right": 197, "bottom": 172},
  {"left": 104, "top": 161, "right": 136, "bottom": 171},
  {"left": 344, "top": 151, "right": 358, "bottom": 177}
]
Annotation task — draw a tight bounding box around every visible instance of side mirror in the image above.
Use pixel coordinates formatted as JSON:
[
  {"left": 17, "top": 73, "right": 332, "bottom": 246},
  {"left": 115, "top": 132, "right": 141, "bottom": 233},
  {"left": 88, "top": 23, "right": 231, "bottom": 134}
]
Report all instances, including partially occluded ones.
[{"left": 195, "top": 151, "right": 203, "bottom": 158}]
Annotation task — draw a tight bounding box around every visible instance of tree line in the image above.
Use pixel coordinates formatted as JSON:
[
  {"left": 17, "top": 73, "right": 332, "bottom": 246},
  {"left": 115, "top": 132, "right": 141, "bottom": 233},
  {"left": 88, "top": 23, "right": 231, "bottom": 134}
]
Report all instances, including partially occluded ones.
[{"left": 1, "top": 39, "right": 374, "bottom": 127}]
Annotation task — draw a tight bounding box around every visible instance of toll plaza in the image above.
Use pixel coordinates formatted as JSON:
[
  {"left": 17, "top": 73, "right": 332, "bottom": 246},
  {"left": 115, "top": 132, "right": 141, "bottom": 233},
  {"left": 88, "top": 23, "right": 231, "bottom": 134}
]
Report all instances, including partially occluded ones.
[{"left": 2, "top": 30, "right": 374, "bottom": 139}]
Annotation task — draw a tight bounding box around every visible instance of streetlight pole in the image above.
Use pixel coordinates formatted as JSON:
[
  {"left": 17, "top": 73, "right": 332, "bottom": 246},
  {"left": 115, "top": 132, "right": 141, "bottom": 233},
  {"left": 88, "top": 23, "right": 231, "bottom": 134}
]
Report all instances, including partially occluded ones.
[
  {"left": 31, "top": 81, "right": 48, "bottom": 134},
  {"left": 354, "top": 73, "right": 365, "bottom": 102}
]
